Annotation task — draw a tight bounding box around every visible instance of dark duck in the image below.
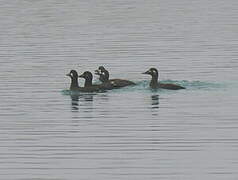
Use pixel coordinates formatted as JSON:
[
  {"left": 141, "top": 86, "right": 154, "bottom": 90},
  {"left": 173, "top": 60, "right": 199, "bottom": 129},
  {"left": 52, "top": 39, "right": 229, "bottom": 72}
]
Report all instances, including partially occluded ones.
[
  {"left": 95, "top": 66, "right": 135, "bottom": 88},
  {"left": 78, "top": 71, "right": 106, "bottom": 92},
  {"left": 66, "top": 70, "right": 81, "bottom": 91},
  {"left": 142, "top": 68, "right": 185, "bottom": 90},
  {"left": 66, "top": 70, "right": 104, "bottom": 92}
]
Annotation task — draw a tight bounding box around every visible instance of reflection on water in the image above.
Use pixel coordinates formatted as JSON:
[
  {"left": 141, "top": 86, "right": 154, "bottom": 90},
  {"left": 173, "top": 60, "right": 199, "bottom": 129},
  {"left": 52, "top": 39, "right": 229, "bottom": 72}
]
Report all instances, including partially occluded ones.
[
  {"left": 151, "top": 94, "right": 159, "bottom": 109},
  {"left": 71, "top": 94, "right": 79, "bottom": 111},
  {"left": 150, "top": 94, "right": 160, "bottom": 116},
  {"left": 70, "top": 94, "right": 94, "bottom": 112}
]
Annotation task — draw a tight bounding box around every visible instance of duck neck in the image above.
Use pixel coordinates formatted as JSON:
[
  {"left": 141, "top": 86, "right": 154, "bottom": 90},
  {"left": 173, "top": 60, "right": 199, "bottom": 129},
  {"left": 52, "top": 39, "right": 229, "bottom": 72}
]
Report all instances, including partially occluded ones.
[
  {"left": 84, "top": 78, "right": 92, "bottom": 87},
  {"left": 99, "top": 70, "right": 109, "bottom": 83},
  {"left": 150, "top": 75, "right": 159, "bottom": 87},
  {"left": 99, "top": 75, "right": 107, "bottom": 83},
  {"left": 70, "top": 77, "right": 79, "bottom": 90},
  {"left": 104, "top": 70, "right": 109, "bottom": 81}
]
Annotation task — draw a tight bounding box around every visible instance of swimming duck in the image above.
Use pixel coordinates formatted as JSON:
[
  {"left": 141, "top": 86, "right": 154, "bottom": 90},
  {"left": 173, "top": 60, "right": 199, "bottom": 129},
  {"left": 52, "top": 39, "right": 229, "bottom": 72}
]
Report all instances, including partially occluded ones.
[
  {"left": 78, "top": 71, "right": 106, "bottom": 92},
  {"left": 142, "top": 68, "right": 185, "bottom": 90},
  {"left": 66, "top": 70, "right": 82, "bottom": 91},
  {"left": 95, "top": 66, "right": 136, "bottom": 88},
  {"left": 66, "top": 70, "right": 104, "bottom": 92}
]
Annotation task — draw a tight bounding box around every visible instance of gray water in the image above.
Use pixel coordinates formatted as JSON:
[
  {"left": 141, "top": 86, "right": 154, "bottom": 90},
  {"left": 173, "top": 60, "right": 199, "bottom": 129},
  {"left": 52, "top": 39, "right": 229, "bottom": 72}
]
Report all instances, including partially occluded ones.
[{"left": 1, "top": 0, "right": 238, "bottom": 179}]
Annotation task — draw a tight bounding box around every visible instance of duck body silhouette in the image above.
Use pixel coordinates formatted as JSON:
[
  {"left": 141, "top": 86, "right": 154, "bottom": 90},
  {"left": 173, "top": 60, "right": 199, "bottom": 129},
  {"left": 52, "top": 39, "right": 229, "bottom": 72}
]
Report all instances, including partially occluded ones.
[
  {"left": 66, "top": 70, "right": 106, "bottom": 92},
  {"left": 143, "top": 68, "right": 185, "bottom": 90},
  {"left": 95, "top": 66, "right": 135, "bottom": 88}
]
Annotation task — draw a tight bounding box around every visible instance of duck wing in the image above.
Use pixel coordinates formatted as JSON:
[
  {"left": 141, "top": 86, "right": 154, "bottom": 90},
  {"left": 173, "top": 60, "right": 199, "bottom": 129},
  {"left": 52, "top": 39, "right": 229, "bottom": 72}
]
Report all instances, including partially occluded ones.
[{"left": 159, "top": 83, "right": 185, "bottom": 90}]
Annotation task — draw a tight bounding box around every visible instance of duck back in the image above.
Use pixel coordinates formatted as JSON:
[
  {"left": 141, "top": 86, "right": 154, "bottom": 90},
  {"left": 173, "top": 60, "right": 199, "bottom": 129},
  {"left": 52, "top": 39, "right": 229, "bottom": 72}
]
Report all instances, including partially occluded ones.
[
  {"left": 158, "top": 83, "right": 185, "bottom": 90},
  {"left": 109, "top": 79, "right": 136, "bottom": 88}
]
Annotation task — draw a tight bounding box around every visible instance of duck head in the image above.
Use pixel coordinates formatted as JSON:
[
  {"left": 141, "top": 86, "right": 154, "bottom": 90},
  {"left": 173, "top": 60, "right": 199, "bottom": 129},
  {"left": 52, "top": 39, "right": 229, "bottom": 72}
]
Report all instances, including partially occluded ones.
[
  {"left": 79, "top": 71, "right": 93, "bottom": 87},
  {"left": 66, "top": 70, "right": 79, "bottom": 90},
  {"left": 98, "top": 66, "right": 106, "bottom": 72},
  {"left": 66, "top": 70, "right": 78, "bottom": 79},
  {"left": 95, "top": 66, "right": 106, "bottom": 75},
  {"left": 142, "top": 68, "right": 158, "bottom": 77},
  {"left": 142, "top": 68, "right": 159, "bottom": 88},
  {"left": 95, "top": 66, "right": 109, "bottom": 83}
]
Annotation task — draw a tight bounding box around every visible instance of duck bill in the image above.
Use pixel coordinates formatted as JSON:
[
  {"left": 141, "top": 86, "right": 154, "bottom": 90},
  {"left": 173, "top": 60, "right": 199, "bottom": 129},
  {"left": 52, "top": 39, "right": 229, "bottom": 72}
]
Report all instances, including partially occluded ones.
[
  {"left": 78, "top": 74, "right": 84, "bottom": 78},
  {"left": 66, "top": 73, "right": 71, "bottom": 77},
  {"left": 142, "top": 70, "right": 150, "bottom": 75},
  {"left": 95, "top": 70, "right": 100, "bottom": 75}
]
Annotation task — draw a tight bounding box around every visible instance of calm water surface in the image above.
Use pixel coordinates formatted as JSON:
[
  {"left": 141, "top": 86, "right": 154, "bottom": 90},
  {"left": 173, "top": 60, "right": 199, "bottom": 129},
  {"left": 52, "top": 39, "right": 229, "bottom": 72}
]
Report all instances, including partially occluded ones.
[{"left": 1, "top": 0, "right": 238, "bottom": 179}]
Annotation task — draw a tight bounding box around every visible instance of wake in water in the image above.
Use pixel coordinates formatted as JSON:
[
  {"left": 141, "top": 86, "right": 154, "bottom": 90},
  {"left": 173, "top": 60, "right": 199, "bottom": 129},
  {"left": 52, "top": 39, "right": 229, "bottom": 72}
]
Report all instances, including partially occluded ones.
[
  {"left": 160, "top": 80, "right": 223, "bottom": 90},
  {"left": 108, "top": 80, "right": 224, "bottom": 93},
  {"left": 62, "top": 80, "right": 224, "bottom": 95}
]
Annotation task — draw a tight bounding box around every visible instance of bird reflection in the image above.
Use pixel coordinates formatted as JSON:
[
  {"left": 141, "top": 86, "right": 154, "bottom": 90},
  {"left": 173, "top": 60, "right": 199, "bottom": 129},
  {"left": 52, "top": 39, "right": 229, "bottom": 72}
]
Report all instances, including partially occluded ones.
[
  {"left": 151, "top": 94, "right": 159, "bottom": 109},
  {"left": 71, "top": 94, "right": 79, "bottom": 111},
  {"left": 70, "top": 93, "right": 94, "bottom": 112}
]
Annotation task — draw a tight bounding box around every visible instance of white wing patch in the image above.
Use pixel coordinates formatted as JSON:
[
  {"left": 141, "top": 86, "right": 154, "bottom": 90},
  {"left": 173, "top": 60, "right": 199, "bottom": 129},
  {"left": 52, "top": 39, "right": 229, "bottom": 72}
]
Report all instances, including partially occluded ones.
[{"left": 110, "top": 81, "right": 116, "bottom": 86}]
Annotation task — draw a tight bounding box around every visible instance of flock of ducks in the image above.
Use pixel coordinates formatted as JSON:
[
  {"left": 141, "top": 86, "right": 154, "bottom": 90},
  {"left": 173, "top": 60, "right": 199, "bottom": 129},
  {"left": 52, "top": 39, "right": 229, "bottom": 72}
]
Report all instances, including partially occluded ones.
[{"left": 66, "top": 66, "right": 185, "bottom": 92}]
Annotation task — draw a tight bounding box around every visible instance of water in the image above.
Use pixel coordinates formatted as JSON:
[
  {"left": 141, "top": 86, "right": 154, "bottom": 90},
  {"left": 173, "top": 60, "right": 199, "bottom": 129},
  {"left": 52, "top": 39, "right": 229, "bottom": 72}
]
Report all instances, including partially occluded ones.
[{"left": 1, "top": 0, "right": 238, "bottom": 179}]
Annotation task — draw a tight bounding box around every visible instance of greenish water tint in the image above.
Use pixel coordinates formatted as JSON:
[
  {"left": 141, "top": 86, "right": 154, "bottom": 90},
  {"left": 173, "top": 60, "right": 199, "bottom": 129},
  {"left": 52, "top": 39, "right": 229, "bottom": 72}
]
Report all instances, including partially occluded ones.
[
  {"left": 62, "top": 80, "right": 225, "bottom": 95},
  {"left": 162, "top": 80, "right": 225, "bottom": 90}
]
